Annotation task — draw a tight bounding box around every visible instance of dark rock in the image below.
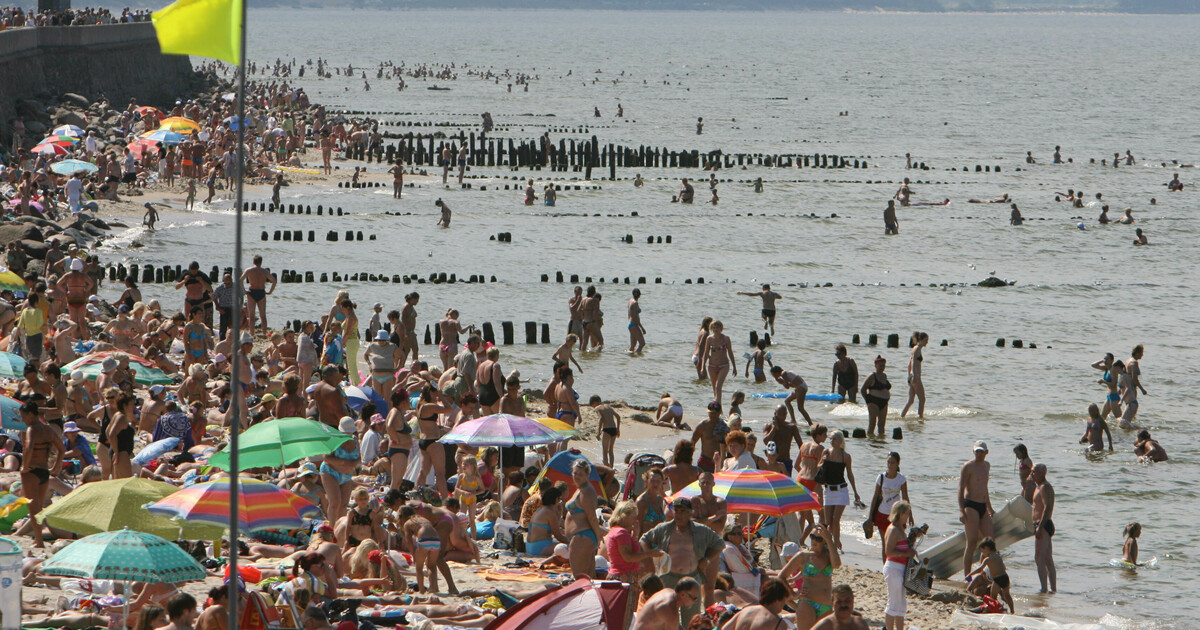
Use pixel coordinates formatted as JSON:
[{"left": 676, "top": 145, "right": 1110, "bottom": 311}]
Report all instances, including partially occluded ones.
[
  {"left": 24, "top": 120, "right": 48, "bottom": 135},
  {"left": 61, "top": 93, "right": 90, "bottom": 108},
  {"left": 61, "top": 227, "right": 98, "bottom": 248},
  {"left": 19, "top": 239, "right": 48, "bottom": 259},
  {"left": 0, "top": 223, "right": 44, "bottom": 246},
  {"left": 976, "top": 277, "right": 1009, "bottom": 288},
  {"left": 14, "top": 216, "right": 62, "bottom": 231},
  {"left": 52, "top": 110, "right": 89, "bottom": 129}
]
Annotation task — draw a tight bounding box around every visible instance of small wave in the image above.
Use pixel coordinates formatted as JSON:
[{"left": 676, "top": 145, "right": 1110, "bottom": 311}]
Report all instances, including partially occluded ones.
[
  {"left": 925, "top": 406, "right": 978, "bottom": 418},
  {"left": 1097, "top": 613, "right": 1172, "bottom": 629}
]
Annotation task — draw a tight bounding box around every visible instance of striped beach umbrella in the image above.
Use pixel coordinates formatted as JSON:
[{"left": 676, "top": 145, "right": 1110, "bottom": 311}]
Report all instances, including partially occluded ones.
[
  {"left": 63, "top": 352, "right": 172, "bottom": 385},
  {"left": 440, "top": 413, "right": 566, "bottom": 447},
  {"left": 140, "top": 129, "right": 187, "bottom": 146},
  {"left": 669, "top": 470, "right": 820, "bottom": 516},
  {"left": 145, "top": 478, "right": 319, "bottom": 532},
  {"left": 534, "top": 416, "right": 582, "bottom": 439},
  {"left": 51, "top": 125, "right": 86, "bottom": 137},
  {"left": 157, "top": 116, "right": 200, "bottom": 134},
  {"left": 32, "top": 142, "right": 70, "bottom": 156}
]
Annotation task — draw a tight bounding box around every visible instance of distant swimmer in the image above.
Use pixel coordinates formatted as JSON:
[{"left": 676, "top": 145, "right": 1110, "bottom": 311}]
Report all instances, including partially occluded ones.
[
  {"left": 594, "top": 107, "right": 601, "bottom": 118},
  {"left": 1134, "top": 430, "right": 1167, "bottom": 462},
  {"left": 883, "top": 200, "right": 899, "bottom": 235},
  {"left": 679, "top": 178, "right": 694, "bottom": 204},
  {"left": 1120, "top": 208, "right": 1134, "bottom": 224},
  {"left": 1099, "top": 205, "right": 1111, "bottom": 224},
  {"left": 894, "top": 178, "right": 913, "bottom": 206},
  {"left": 634, "top": 174, "right": 644, "bottom": 188},
  {"left": 1009, "top": 204, "right": 1024, "bottom": 226},
  {"left": 435, "top": 198, "right": 450, "bottom": 228},
  {"left": 1125, "top": 150, "right": 1135, "bottom": 166},
  {"left": 1053, "top": 145, "right": 1062, "bottom": 164},
  {"left": 696, "top": 117, "right": 704, "bottom": 135},
  {"left": 544, "top": 185, "right": 556, "bottom": 207},
  {"left": 524, "top": 179, "right": 537, "bottom": 205},
  {"left": 737, "top": 284, "right": 781, "bottom": 335},
  {"left": 967, "top": 194, "right": 1009, "bottom": 204},
  {"left": 709, "top": 189, "right": 718, "bottom": 205},
  {"left": 1167, "top": 173, "right": 1183, "bottom": 191},
  {"left": 753, "top": 177, "right": 763, "bottom": 193},
  {"left": 1134, "top": 228, "right": 1148, "bottom": 246},
  {"left": 909, "top": 199, "right": 950, "bottom": 207},
  {"left": 1053, "top": 189, "right": 1074, "bottom": 203},
  {"left": 1026, "top": 151, "right": 1036, "bottom": 164}
]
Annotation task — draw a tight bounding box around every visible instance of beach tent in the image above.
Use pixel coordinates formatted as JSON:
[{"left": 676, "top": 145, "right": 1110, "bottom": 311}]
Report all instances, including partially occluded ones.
[
  {"left": 485, "top": 577, "right": 629, "bottom": 630},
  {"left": 532, "top": 449, "right": 605, "bottom": 500}
]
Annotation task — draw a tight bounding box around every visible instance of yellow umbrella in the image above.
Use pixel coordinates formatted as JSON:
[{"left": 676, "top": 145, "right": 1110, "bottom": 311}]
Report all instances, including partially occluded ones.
[
  {"left": 0, "top": 269, "right": 25, "bottom": 292},
  {"left": 157, "top": 116, "right": 200, "bottom": 134},
  {"left": 535, "top": 417, "right": 581, "bottom": 438}
]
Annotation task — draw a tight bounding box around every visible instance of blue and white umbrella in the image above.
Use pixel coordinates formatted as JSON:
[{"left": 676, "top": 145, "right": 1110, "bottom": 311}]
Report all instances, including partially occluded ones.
[
  {"left": 51, "top": 125, "right": 85, "bottom": 137},
  {"left": 342, "top": 384, "right": 388, "bottom": 413}
]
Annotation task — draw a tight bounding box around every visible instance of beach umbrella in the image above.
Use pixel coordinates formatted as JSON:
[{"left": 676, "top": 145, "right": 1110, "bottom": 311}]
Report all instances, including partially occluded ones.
[
  {"left": 140, "top": 129, "right": 187, "bottom": 146},
  {"left": 157, "top": 117, "right": 200, "bottom": 134},
  {"left": 534, "top": 416, "right": 582, "bottom": 439},
  {"left": 41, "top": 528, "right": 206, "bottom": 626},
  {"left": 207, "top": 417, "right": 349, "bottom": 471},
  {"left": 532, "top": 449, "right": 605, "bottom": 499},
  {"left": 5, "top": 200, "right": 43, "bottom": 214},
  {"left": 132, "top": 437, "right": 182, "bottom": 467},
  {"left": 0, "top": 395, "right": 23, "bottom": 431},
  {"left": 51, "top": 125, "right": 86, "bottom": 137},
  {"left": 222, "top": 116, "right": 245, "bottom": 130},
  {"left": 440, "top": 414, "right": 566, "bottom": 448},
  {"left": 32, "top": 142, "right": 70, "bottom": 156},
  {"left": 342, "top": 384, "right": 387, "bottom": 413},
  {"left": 50, "top": 159, "right": 99, "bottom": 175},
  {"left": 146, "top": 478, "right": 319, "bottom": 532},
  {"left": 669, "top": 470, "right": 819, "bottom": 516},
  {"left": 0, "top": 269, "right": 23, "bottom": 292},
  {"left": 63, "top": 352, "right": 172, "bottom": 385},
  {"left": 135, "top": 106, "right": 162, "bottom": 118},
  {"left": 38, "top": 135, "right": 80, "bottom": 146},
  {"left": 36, "top": 477, "right": 223, "bottom": 540},
  {"left": 128, "top": 138, "right": 161, "bottom": 158},
  {"left": 0, "top": 351, "right": 26, "bottom": 379}
]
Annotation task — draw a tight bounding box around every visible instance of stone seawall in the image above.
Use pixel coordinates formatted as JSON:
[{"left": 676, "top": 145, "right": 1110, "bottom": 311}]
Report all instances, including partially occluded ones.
[{"left": 0, "top": 22, "right": 195, "bottom": 145}]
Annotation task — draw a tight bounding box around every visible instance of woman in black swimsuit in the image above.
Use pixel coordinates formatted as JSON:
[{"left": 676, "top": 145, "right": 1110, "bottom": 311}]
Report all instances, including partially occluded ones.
[
  {"left": 860, "top": 356, "right": 891, "bottom": 437},
  {"left": 415, "top": 384, "right": 452, "bottom": 499},
  {"left": 174, "top": 262, "right": 212, "bottom": 320},
  {"left": 107, "top": 391, "right": 137, "bottom": 479},
  {"left": 900, "top": 332, "right": 928, "bottom": 419},
  {"left": 475, "top": 346, "right": 503, "bottom": 414},
  {"left": 117, "top": 277, "right": 141, "bottom": 311},
  {"left": 88, "top": 386, "right": 120, "bottom": 479},
  {"left": 386, "top": 389, "right": 413, "bottom": 492}
]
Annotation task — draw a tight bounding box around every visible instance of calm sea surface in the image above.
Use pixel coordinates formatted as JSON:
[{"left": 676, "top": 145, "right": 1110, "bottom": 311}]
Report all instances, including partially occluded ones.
[{"left": 108, "top": 9, "right": 1200, "bottom": 627}]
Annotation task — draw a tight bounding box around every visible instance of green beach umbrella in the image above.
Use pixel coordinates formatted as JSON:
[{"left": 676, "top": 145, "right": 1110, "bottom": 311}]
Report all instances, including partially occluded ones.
[
  {"left": 0, "top": 351, "right": 26, "bottom": 379},
  {"left": 62, "top": 353, "right": 173, "bottom": 386},
  {"left": 37, "top": 477, "right": 224, "bottom": 540},
  {"left": 207, "top": 416, "right": 350, "bottom": 471}
]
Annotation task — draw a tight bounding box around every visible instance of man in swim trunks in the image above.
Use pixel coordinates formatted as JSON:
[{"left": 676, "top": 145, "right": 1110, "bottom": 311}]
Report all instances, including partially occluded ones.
[
  {"left": 241, "top": 255, "right": 276, "bottom": 335},
  {"left": 567, "top": 286, "right": 584, "bottom": 339},
  {"left": 763, "top": 405, "right": 804, "bottom": 475},
  {"left": 312, "top": 364, "right": 350, "bottom": 429},
  {"left": 55, "top": 258, "right": 95, "bottom": 340},
  {"left": 959, "top": 441, "right": 994, "bottom": 579},
  {"left": 19, "top": 401, "right": 64, "bottom": 548},
  {"left": 737, "top": 284, "right": 781, "bottom": 336},
  {"left": 884, "top": 200, "right": 899, "bottom": 235},
  {"left": 1031, "top": 463, "right": 1056, "bottom": 593},
  {"left": 690, "top": 402, "right": 727, "bottom": 473}
]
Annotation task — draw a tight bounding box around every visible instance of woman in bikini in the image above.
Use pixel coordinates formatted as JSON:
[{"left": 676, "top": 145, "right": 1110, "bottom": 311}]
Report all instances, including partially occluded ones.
[
  {"left": 107, "top": 392, "right": 137, "bottom": 479},
  {"left": 780, "top": 524, "right": 841, "bottom": 630},
  {"left": 636, "top": 468, "right": 668, "bottom": 536},
  {"left": 564, "top": 459, "right": 605, "bottom": 577},
  {"left": 399, "top": 292, "right": 420, "bottom": 366},
  {"left": 900, "top": 332, "right": 928, "bottom": 419},
  {"left": 398, "top": 506, "right": 443, "bottom": 593},
  {"left": 19, "top": 401, "right": 64, "bottom": 548},
  {"left": 627, "top": 289, "right": 646, "bottom": 353},
  {"left": 816, "top": 431, "right": 860, "bottom": 551},
  {"left": 173, "top": 262, "right": 211, "bottom": 321},
  {"left": 320, "top": 418, "right": 360, "bottom": 520},
  {"left": 554, "top": 368, "right": 581, "bottom": 427},
  {"left": 1099, "top": 360, "right": 1125, "bottom": 421},
  {"left": 415, "top": 383, "right": 452, "bottom": 498},
  {"left": 180, "top": 306, "right": 211, "bottom": 369},
  {"left": 386, "top": 389, "right": 413, "bottom": 491},
  {"left": 701, "top": 320, "right": 736, "bottom": 407},
  {"left": 692, "top": 317, "right": 713, "bottom": 379},
  {"left": 341, "top": 487, "right": 384, "bottom": 551},
  {"left": 861, "top": 356, "right": 891, "bottom": 437},
  {"left": 1014, "top": 444, "right": 1035, "bottom": 502},
  {"left": 437, "top": 309, "right": 470, "bottom": 369},
  {"left": 103, "top": 305, "right": 144, "bottom": 353}
]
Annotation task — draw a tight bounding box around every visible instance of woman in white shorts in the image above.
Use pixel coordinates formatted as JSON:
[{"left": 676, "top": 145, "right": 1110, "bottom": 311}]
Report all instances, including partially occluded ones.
[{"left": 816, "top": 431, "right": 860, "bottom": 551}]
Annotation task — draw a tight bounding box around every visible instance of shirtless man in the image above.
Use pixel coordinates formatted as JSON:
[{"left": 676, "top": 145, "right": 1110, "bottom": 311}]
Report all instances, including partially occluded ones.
[
  {"left": 567, "top": 286, "right": 585, "bottom": 340},
  {"left": 20, "top": 401, "right": 64, "bottom": 548},
  {"left": 763, "top": 405, "right": 804, "bottom": 475},
  {"left": 241, "top": 255, "right": 276, "bottom": 335},
  {"left": 275, "top": 375, "right": 307, "bottom": 419},
  {"left": 400, "top": 292, "right": 420, "bottom": 366},
  {"left": 690, "top": 472, "right": 727, "bottom": 532},
  {"left": 1122, "top": 345, "right": 1147, "bottom": 426},
  {"left": 1030, "top": 463, "right": 1056, "bottom": 593},
  {"left": 770, "top": 366, "right": 812, "bottom": 426},
  {"left": 690, "top": 403, "right": 727, "bottom": 473},
  {"left": 679, "top": 178, "right": 694, "bottom": 204},
  {"left": 630, "top": 578, "right": 700, "bottom": 630},
  {"left": 320, "top": 132, "right": 333, "bottom": 175},
  {"left": 56, "top": 259, "right": 95, "bottom": 340},
  {"left": 737, "top": 284, "right": 781, "bottom": 336},
  {"left": 959, "top": 441, "right": 995, "bottom": 578},
  {"left": 810, "top": 585, "right": 869, "bottom": 630},
  {"left": 721, "top": 579, "right": 790, "bottom": 630},
  {"left": 312, "top": 365, "right": 349, "bottom": 428},
  {"left": 884, "top": 200, "right": 899, "bottom": 235}
]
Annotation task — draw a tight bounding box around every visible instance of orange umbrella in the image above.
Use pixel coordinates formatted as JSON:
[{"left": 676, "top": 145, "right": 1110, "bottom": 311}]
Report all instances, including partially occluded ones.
[{"left": 157, "top": 117, "right": 200, "bottom": 134}]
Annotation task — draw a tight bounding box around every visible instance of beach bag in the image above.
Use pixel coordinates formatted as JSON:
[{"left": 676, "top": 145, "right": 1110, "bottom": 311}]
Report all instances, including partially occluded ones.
[
  {"left": 904, "top": 557, "right": 932, "bottom": 597},
  {"left": 493, "top": 519, "right": 519, "bottom": 550}
]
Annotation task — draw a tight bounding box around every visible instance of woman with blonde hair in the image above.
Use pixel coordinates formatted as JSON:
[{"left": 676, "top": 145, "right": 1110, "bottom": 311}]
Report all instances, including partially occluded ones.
[
  {"left": 882, "top": 501, "right": 915, "bottom": 630},
  {"left": 605, "top": 501, "right": 663, "bottom": 582}
]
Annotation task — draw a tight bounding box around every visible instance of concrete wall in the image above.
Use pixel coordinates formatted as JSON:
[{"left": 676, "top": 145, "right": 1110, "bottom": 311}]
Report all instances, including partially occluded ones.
[{"left": 0, "top": 23, "right": 194, "bottom": 145}]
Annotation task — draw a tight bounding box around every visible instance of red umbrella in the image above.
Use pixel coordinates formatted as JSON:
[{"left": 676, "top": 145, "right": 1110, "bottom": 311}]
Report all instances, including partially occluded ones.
[{"left": 32, "top": 142, "right": 70, "bottom": 156}]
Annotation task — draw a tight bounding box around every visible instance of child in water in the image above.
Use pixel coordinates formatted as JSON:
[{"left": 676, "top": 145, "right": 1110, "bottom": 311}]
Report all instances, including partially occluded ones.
[
  {"left": 1122, "top": 522, "right": 1141, "bottom": 564},
  {"left": 967, "top": 538, "right": 1014, "bottom": 614}
]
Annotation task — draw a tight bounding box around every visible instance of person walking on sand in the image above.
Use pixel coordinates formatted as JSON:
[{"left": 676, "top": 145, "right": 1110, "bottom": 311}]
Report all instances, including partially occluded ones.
[
  {"left": 960, "top": 441, "right": 994, "bottom": 578},
  {"left": 899, "top": 332, "right": 928, "bottom": 419},
  {"left": 737, "top": 284, "right": 781, "bottom": 336},
  {"left": 241, "top": 255, "right": 276, "bottom": 335},
  {"left": 1031, "top": 463, "right": 1056, "bottom": 593}
]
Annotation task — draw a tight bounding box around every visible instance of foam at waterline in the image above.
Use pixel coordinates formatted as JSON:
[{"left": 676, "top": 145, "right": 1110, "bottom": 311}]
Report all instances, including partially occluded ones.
[{"left": 826, "top": 403, "right": 977, "bottom": 419}]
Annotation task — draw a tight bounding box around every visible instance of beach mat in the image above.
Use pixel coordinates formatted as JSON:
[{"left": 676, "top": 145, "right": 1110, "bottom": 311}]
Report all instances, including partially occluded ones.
[{"left": 923, "top": 496, "right": 1034, "bottom": 579}]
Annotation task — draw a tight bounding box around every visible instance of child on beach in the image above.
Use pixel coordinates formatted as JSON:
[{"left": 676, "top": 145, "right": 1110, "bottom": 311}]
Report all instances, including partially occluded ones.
[
  {"left": 591, "top": 395, "right": 620, "bottom": 467},
  {"left": 744, "top": 339, "right": 772, "bottom": 383},
  {"left": 1123, "top": 522, "right": 1141, "bottom": 564},
  {"left": 185, "top": 178, "right": 196, "bottom": 211},
  {"left": 967, "top": 538, "right": 1014, "bottom": 614},
  {"left": 454, "top": 456, "right": 485, "bottom": 537}
]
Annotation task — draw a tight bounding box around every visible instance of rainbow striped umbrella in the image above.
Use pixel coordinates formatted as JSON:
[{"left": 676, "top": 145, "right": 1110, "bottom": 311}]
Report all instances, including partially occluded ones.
[
  {"left": 669, "top": 470, "right": 820, "bottom": 516},
  {"left": 63, "top": 351, "right": 172, "bottom": 385},
  {"left": 145, "top": 478, "right": 319, "bottom": 532},
  {"left": 439, "top": 413, "right": 566, "bottom": 447}
]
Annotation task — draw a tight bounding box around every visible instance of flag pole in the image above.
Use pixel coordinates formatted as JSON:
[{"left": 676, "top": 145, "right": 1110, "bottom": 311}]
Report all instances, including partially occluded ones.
[{"left": 227, "top": 0, "right": 247, "bottom": 625}]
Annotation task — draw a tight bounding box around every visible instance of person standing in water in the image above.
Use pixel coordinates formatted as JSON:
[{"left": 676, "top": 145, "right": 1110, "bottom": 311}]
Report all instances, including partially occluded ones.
[
  {"left": 832, "top": 344, "right": 859, "bottom": 403},
  {"left": 1080, "top": 403, "right": 1113, "bottom": 451},
  {"left": 388, "top": 160, "right": 404, "bottom": 199},
  {"left": 959, "top": 441, "right": 994, "bottom": 579},
  {"left": 1122, "top": 345, "right": 1147, "bottom": 426},
  {"left": 737, "top": 284, "right": 781, "bottom": 336},
  {"left": 700, "top": 320, "right": 735, "bottom": 407},
  {"left": 627, "top": 289, "right": 645, "bottom": 354},
  {"left": 884, "top": 200, "right": 899, "bottom": 235},
  {"left": 435, "top": 199, "right": 451, "bottom": 228},
  {"left": 900, "top": 332, "right": 928, "bottom": 419},
  {"left": 860, "top": 356, "right": 891, "bottom": 436},
  {"left": 1031, "top": 463, "right": 1056, "bottom": 593}
]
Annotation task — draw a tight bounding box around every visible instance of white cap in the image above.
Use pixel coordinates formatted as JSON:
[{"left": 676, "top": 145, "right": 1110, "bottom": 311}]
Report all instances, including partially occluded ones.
[
  {"left": 339, "top": 416, "right": 357, "bottom": 434},
  {"left": 593, "top": 555, "right": 608, "bottom": 572},
  {"left": 553, "top": 543, "right": 569, "bottom": 558},
  {"left": 149, "top": 385, "right": 165, "bottom": 397},
  {"left": 973, "top": 440, "right": 989, "bottom": 453},
  {"left": 781, "top": 541, "right": 801, "bottom": 561},
  {"left": 70, "top": 258, "right": 83, "bottom": 271}
]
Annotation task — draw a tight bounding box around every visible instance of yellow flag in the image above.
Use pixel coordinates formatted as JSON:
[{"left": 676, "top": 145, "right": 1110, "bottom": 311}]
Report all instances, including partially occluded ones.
[{"left": 152, "top": 0, "right": 242, "bottom": 66}]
